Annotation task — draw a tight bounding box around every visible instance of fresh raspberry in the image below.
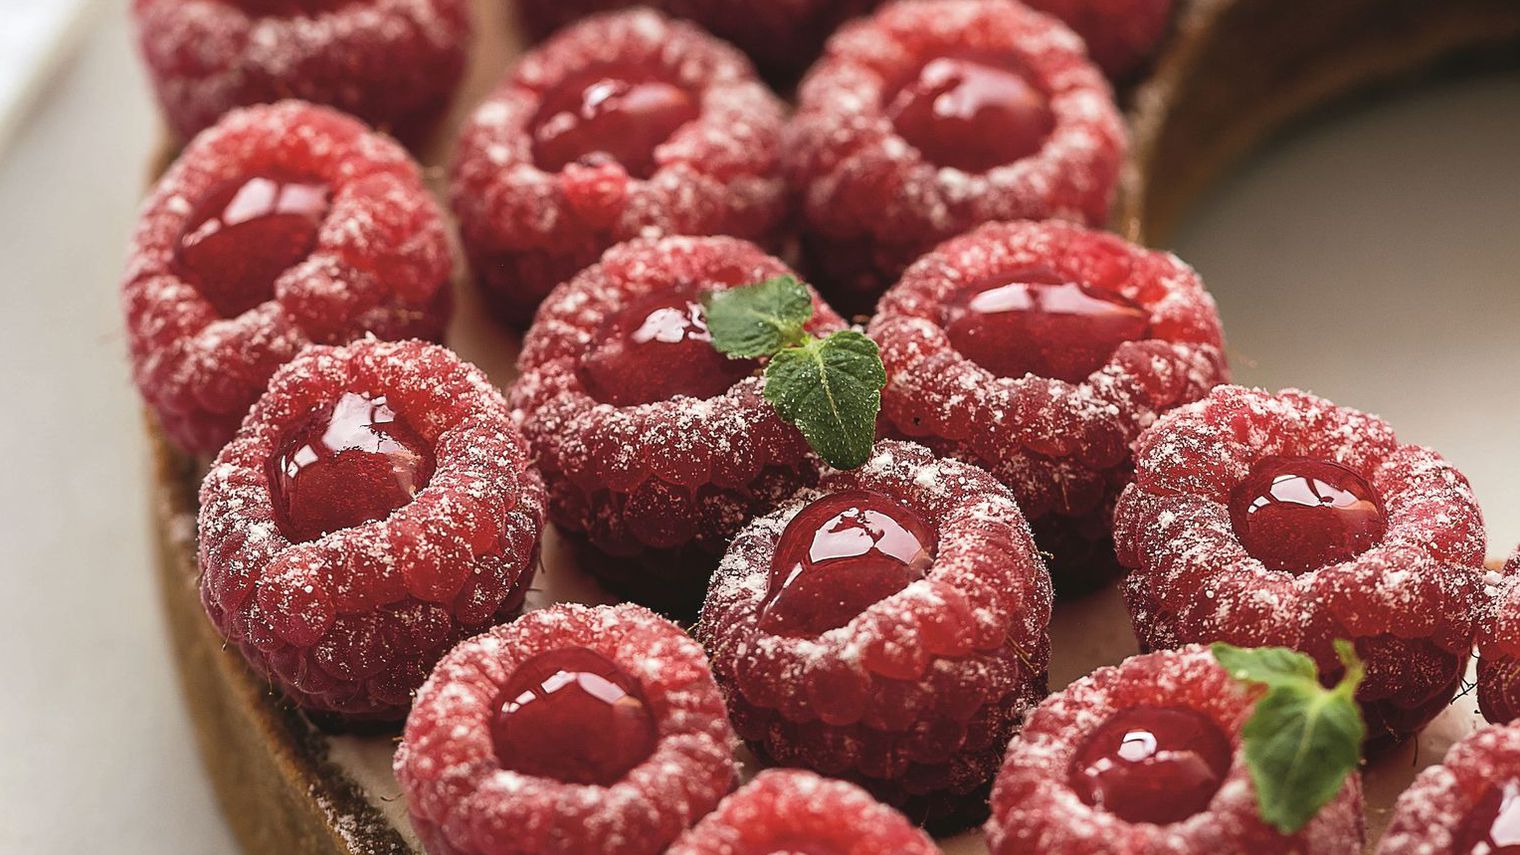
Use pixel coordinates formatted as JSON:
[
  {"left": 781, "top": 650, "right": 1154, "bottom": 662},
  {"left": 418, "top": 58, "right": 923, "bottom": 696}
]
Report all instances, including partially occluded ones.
[
  {"left": 1114, "top": 385, "right": 1488, "bottom": 744},
  {"left": 1377, "top": 721, "right": 1520, "bottom": 854},
  {"left": 197, "top": 339, "right": 545, "bottom": 720},
  {"left": 1478, "top": 548, "right": 1520, "bottom": 724},
  {"left": 868, "top": 220, "right": 1227, "bottom": 595},
  {"left": 785, "top": 0, "right": 1127, "bottom": 310},
  {"left": 697, "top": 440, "right": 1053, "bottom": 830},
  {"left": 132, "top": 0, "right": 469, "bottom": 144},
  {"left": 451, "top": 9, "right": 789, "bottom": 327},
  {"left": 513, "top": 0, "right": 884, "bottom": 83},
  {"left": 394, "top": 603, "right": 737, "bottom": 855},
  {"left": 1025, "top": 0, "right": 1175, "bottom": 78},
  {"left": 123, "top": 101, "right": 452, "bottom": 456},
  {"left": 666, "top": 769, "right": 940, "bottom": 855},
  {"left": 510, "top": 236, "right": 845, "bottom": 615},
  {"left": 986, "top": 645, "right": 1366, "bottom": 854}
]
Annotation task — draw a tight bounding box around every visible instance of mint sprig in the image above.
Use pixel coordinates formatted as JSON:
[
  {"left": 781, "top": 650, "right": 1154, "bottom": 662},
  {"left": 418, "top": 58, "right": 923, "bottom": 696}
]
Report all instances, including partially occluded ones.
[
  {"left": 702, "top": 276, "right": 885, "bottom": 470},
  {"left": 1212, "top": 641, "right": 1366, "bottom": 834}
]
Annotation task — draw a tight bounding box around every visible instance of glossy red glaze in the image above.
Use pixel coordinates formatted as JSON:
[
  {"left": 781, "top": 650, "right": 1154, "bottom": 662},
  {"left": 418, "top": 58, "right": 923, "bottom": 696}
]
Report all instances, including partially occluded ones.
[
  {"left": 1068, "top": 705, "right": 1234, "bottom": 825},
  {"left": 173, "top": 172, "right": 330, "bottom": 317},
  {"left": 1228, "top": 456, "right": 1387, "bottom": 573},
  {"left": 532, "top": 65, "right": 699, "bottom": 178},
  {"left": 492, "top": 646, "right": 659, "bottom": 786},
  {"left": 758, "top": 490, "right": 936, "bottom": 637},
  {"left": 887, "top": 55, "right": 1054, "bottom": 173},
  {"left": 943, "top": 267, "right": 1151, "bottom": 382},
  {"left": 1455, "top": 779, "right": 1520, "bottom": 855},
  {"left": 268, "top": 391, "right": 435, "bottom": 543}
]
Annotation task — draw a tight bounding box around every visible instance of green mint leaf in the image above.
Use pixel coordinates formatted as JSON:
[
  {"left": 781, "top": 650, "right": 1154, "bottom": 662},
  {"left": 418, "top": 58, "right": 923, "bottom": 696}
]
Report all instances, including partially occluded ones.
[
  {"left": 701, "top": 276, "right": 814, "bottom": 358},
  {"left": 1213, "top": 643, "right": 1366, "bottom": 835},
  {"left": 763, "top": 330, "right": 885, "bottom": 469}
]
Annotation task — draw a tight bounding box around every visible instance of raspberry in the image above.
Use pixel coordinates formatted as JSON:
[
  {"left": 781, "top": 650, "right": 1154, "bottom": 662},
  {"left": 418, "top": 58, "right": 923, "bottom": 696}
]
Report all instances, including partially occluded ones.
[
  {"left": 132, "top": 0, "right": 469, "bottom": 144},
  {"left": 986, "top": 646, "right": 1366, "bottom": 854},
  {"left": 697, "top": 440, "right": 1053, "bottom": 830},
  {"left": 1025, "top": 0, "right": 1176, "bottom": 78},
  {"left": 1478, "top": 548, "right": 1520, "bottom": 724},
  {"left": 1377, "top": 721, "right": 1520, "bottom": 855},
  {"left": 513, "top": 0, "right": 884, "bottom": 83},
  {"left": 510, "top": 236, "right": 845, "bottom": 615},
  {"left": 197, "top": 339, "right": 545, "bottom": 720},
  {"left": 785, "top": 0, "right": 1127, "bottom": 310},
  {"left": 123, "top": 101, "right": 452, "bottom": 456},
  {"left": 666, "top": 769, "right": 940, "bottom": 855},
  {"left": 394, "top": 603, "right": 736, "bottom": 855},
  {"left": 868, "top": 220, "right": 1227, "bottom": 595},
  {"left": 1114, "top": 385, "right": 1488, "bottom": 744},
  {"left": 451, "top": 9, "right": 789, "bottom": 327}
]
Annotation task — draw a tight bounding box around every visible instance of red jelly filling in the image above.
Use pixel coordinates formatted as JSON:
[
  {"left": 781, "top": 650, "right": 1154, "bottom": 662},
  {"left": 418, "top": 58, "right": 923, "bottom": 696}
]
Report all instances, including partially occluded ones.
[
  {"left": 1228, "top": 456, "right": 1387, "bottom": 573},
  {"left": 532, "top": 66, "right": 699, "bottom": 179},
  {"left": 887, "top": 55, "right": 1054, "bottom": 174},
  {"left": 491, "top": 646, "right": 659, "bottom": 786},
  {"left": 173, "top": 172, "right": 330, "bottom": 317},
  {"left": 1455, "top": 779, "right": 1520, "bottom": 855},
  {"left": 268, "top": 391, "right": 435, "bottom": 543},
  {"left": 758, "top": 490, "right": 936, "bottom": 637},
  {"left": 943, "top": 267, "right": 1152, "bottom": 383},
  {"left": 1068, "top": 705, "right": 1233, "bottom": 825},
  {"left": 577, "top": 286, "right": 759, "bottom": 406}
]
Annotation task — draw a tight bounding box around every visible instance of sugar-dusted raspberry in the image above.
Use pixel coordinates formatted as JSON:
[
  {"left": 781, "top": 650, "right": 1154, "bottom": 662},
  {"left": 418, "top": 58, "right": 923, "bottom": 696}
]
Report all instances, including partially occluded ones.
[
  {"left": 1025, "top": 0, "right": 1175, "bottom": 78},
  {"left": 869, "top": 220, "right": 1226, "bottom": 595},
  {"left": 1114, "top": 385, "right": 1488, "bottom": 744},
  {"left": 1478, "top": 548, "right": 1520, "bottom": 724},
  {"left": 785, "top": 0, "right": 1127, "bottom": 310},
  {"left": 1377, "top": 721, "right": 1520, "bottom": 854},
  {"left": 451, "top": 9, "right": 789, "bottom": 327},
  {"left": 511, "top": 236, "right": 845, "bottom": 615},
  {"left": 666, "top": 769, "right": 940, "bottom": 855},
  {"left": 132, "top": 0, "right": 469, "bottom": 143},
  {"left": 698, "top": 440, "right": 1053, "bottom": 830},
  {"left": 394, "top": 603, "right": 737, "bottom": 855},
  {"left": 986, "top": 645, "right": 1366, "bottom": 854},
  {"left": 123, "top": 101, "right": 452, "bottom": 456},
  {"left": 198, "top": 339, "right": 544, "bottom": 720}
]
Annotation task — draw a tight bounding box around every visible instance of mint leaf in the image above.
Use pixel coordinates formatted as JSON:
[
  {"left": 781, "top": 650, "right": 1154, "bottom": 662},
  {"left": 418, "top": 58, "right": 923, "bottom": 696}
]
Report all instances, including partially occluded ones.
[
  {"left": 763, "top": 331, "right": 885, "bottom": 469},
  {"left": 1212, "top": 643, "right": 1366, "bottom": 834},
  {"left": 702, "top": 276, "right": 813, "bottom": 358}
]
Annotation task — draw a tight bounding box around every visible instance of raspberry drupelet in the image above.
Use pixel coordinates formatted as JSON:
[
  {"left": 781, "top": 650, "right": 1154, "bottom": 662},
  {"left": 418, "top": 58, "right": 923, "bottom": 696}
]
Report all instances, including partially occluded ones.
[
  {"left": 123, "top": 101, "right": 452, "bottom": 456},
  {"left": 510, "top": 236, "right": 845, "bottom": 615},
  {"left": 666, "top": 769, "right": 940, "bottom": 855},
  {"left": 132, "top": 0, "right": 470, "bottom": 144},
  {"left": 451, "top": 9, "right": 789, "bottom": 327},
  {"left": 986, "top": 646, "right": 1366, "bottom": 854},
  {"left": 197, "top": 339, "right": 545, "bottom": 720},
  {"left": 1478, "top": 548, "right": 1520, "bottom": 724},
  {"left": 1114, "top": 385, "right": 1488, "bottom": 744},
  {"left": 785, "top": 0, "right": 1127, "bottom": 311},
  {"left": 1378, "top": 720, "right": 1520, "bottom": 854},
  {"left": 868, "top": 219, "right": 1227, "bottom": 595},
  {"left": 697, "top": 440, "right": 1054, "bottom": 830},
  {"left": 1026, "top": 0, "right": 1175, "bottom": 79},
  {"left": 394, "top": 603, "right": 737, "bottom": 855}
]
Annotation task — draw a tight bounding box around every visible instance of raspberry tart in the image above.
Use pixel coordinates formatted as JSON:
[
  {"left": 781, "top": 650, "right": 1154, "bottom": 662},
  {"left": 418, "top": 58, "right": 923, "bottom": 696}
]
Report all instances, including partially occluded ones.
[
  {"left": 986, "top": 645, "right": 1366, "bottom": 854},
  {"left": 510, "top": 236, "right": 845, "bottom": 615},
  {"left": 451, "top": 9, "right": 789, "bottom": 327},
  {"left": 1028, "top": 0, "right": 1176, "bottom": 79},
  {"left": 869, "top": 219, "right": 1227, "bottom": 594},
  {"left": 785, "top": 0, "right": 1127, "bottom": 310},
  {"left": 698, "top": 440, "right": 1053, "bottom": 829},
  {"left": 124, "top": 101, "right": 453, "bottom": 456},
  {"left": 394, "top": 603, "right": 736, "bottom": 855},
  {"left": 132, "top": 0, "right": 470, "bottom": 144},
  {"left": 1115, "top": 385, "right": 1488, "bottom": 743},
  {"left": 1478, "top": 547, "right": 1520, "bottom": 724},
  {"left": 197, "top": 339, "right": 544, "bottom": 721},
  {"left": 667, "top": 769, "right": 941, "bottom": 855},
  {"left": 1378, "top": 721, "right": 1520, "bottom": 854}
]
